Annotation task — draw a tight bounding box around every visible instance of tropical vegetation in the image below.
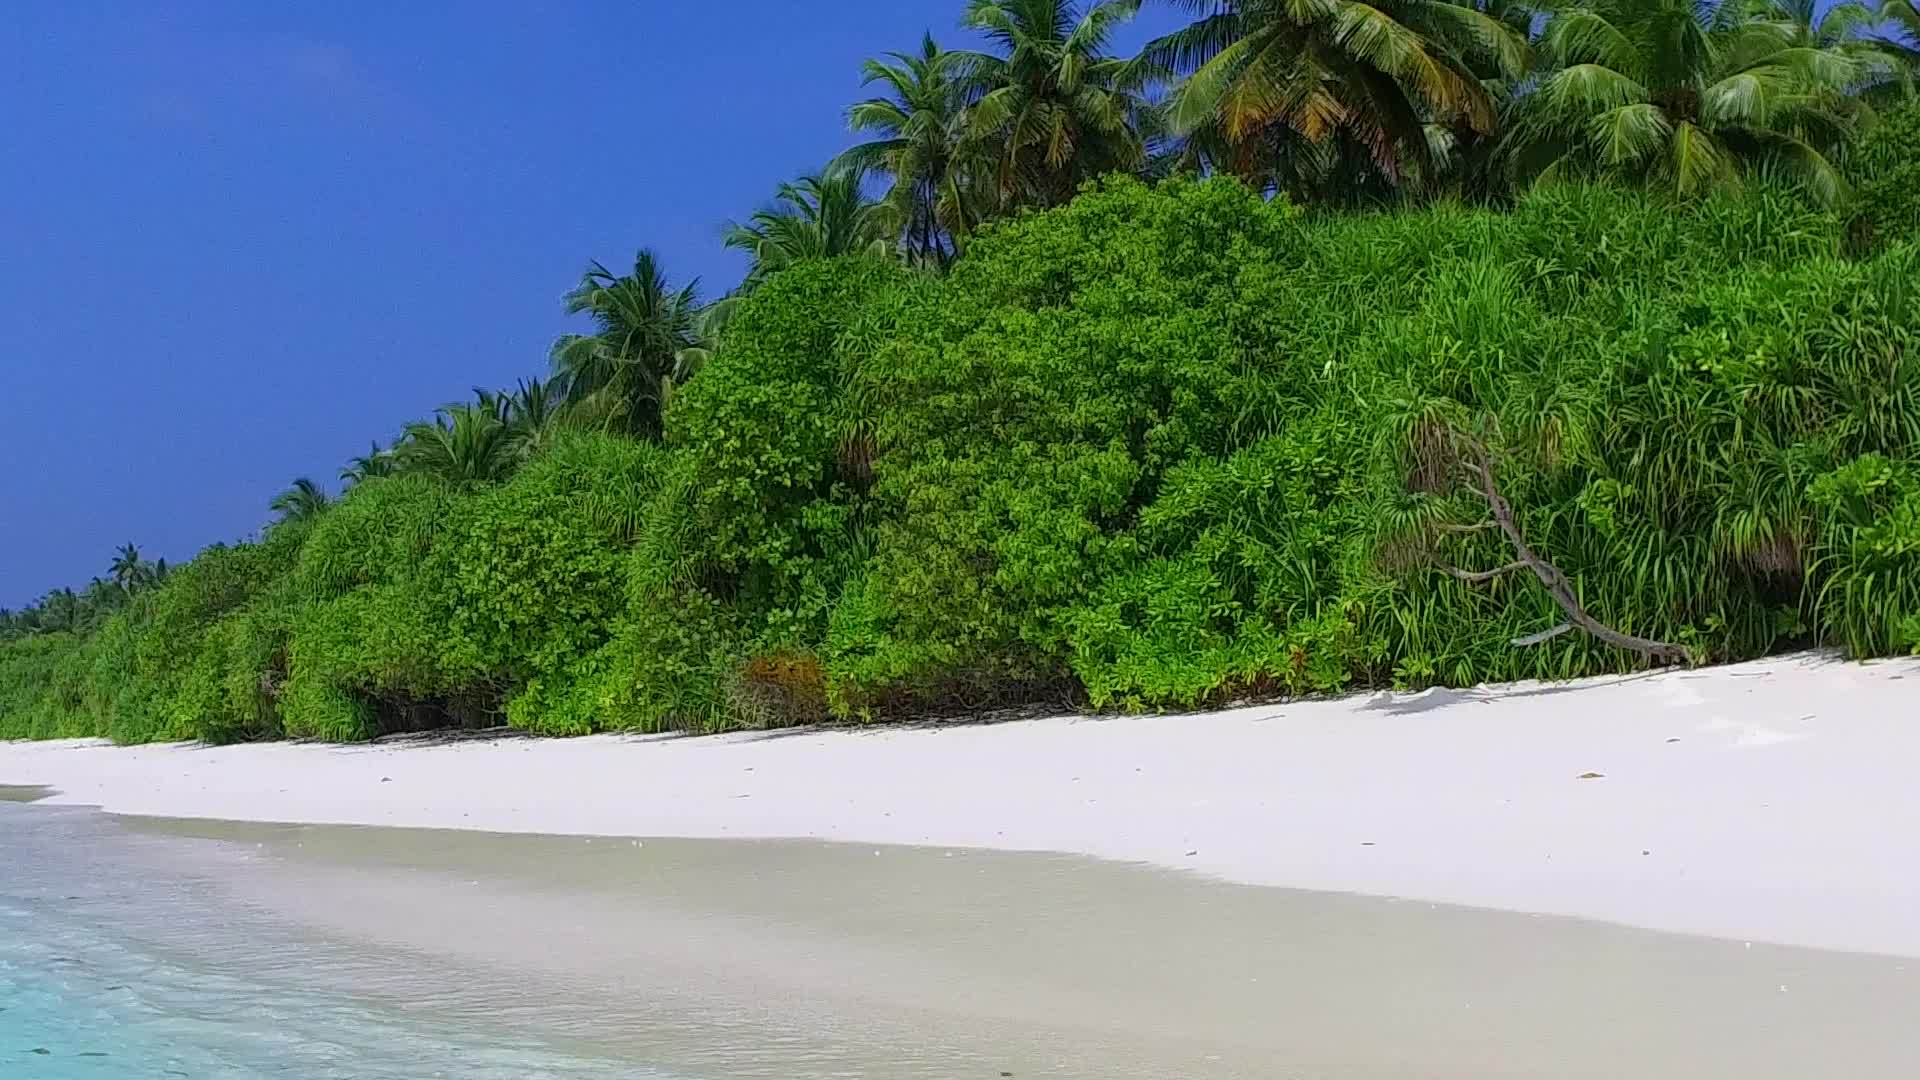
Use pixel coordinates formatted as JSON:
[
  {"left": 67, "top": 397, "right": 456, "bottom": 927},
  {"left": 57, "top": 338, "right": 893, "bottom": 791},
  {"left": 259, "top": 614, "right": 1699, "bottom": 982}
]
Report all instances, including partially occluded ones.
[{"left": 5, "top": 0, "right": 1920, "bottom": 743}]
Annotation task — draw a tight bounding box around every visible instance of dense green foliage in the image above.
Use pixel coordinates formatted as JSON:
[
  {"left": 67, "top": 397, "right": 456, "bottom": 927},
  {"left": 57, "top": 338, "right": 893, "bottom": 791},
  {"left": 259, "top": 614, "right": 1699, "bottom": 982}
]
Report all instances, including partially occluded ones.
[
  {"left": 1505, "top": 0, "right": 1871, "bottom": 206},
  {"left": 10, "top": 173, "right": 1920, "bottom": 743},
  {"left": 1847, "top": 101, "right": 1920, "bottom": 251},
  {"left": 6, "top": 0, "right": 1919, "bottom": 743}
]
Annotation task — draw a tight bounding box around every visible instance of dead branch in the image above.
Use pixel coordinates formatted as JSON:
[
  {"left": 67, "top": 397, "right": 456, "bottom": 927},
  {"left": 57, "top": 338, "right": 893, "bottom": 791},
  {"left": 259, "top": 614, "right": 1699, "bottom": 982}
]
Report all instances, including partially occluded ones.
[
  {"left": 1445, "top": 435, "right": 1691, "bottom": 666},
  {"left": 1435, "top": 520, "right": 1497, "bottom": 535},
  {"left": 1439, "top": 560, "right": 1529, "bottom": 583},
  {"left": 1511, "top": 622, "right": 1574, "bottom": 647}
]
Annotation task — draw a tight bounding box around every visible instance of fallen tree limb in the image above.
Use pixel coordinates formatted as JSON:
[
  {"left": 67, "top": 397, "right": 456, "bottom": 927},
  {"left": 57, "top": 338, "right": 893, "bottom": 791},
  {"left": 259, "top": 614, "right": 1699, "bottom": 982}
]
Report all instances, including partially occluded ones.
[
  {"left": 1511, "top": 621, "right": 1574, "bottom": 647},
  {"left": 1443, "top": 435, "right": 1691, "bottom": 666},
  {"left": 1440, "top": 560, "right": 1529, "bottom": 583}
]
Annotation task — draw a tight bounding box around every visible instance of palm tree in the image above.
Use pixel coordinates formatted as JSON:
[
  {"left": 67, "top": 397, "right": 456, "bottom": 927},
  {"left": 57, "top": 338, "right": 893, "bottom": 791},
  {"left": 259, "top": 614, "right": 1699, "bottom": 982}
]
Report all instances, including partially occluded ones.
[
  {"left": 110, "top": 543, "right": 144, "bottom": 590},
  {"left": 340, "top": 441, "right": 396, "bottom": 488},
  {"left": 82, "top": 577, "right": 125, "bottom": 623},
  {"left": 724, "top": 171, "right": 893, "bottom": 290},
  {"left": 1887, "top": 1, "right": 1920, "bottom": 86},
  {"left": 833, "top": 34, "right": 979, "bottom": 266},
  {"left": 1759, "top": 0, "right": 1915, "bottom": 99},
  {"left": 1139, "top": 0, "right": 1528, "bottom": 199},
  {"left": 952, "top": 0, "right": 1158, "bottom": 212},
  {"left": 1892, "top": 0, "right": 1920, "bottom": 43},
  {"left": 549, "top": 250, "right": 707, "bottom": 440},
  {"left": 39, "top": 588, "right": 82, "bottom": 634},
  {"left": 1505, "top": 0, "right": 1864, "bottom": 206},
  {"left": 395, "top": 404, "right": 520, "bottom": 487},
  {"left": 500, "top": 376, "right": 567, "bottom": 460},
  {"left": 270, "top": 477, "right": 333, "bottom": 525}
]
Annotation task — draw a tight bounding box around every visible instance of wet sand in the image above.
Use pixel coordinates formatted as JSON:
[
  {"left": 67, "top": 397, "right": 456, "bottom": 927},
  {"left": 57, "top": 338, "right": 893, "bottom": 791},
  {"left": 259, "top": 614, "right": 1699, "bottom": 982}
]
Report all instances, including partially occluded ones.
[{"left": 112, "top": 815, "right": 1920, "bottom": 1079}]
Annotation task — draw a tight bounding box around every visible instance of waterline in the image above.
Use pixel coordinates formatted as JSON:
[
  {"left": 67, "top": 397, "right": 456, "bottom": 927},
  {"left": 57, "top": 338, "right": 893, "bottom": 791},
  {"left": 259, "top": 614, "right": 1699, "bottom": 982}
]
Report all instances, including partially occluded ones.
[{"left": 6, "top": 799, "right": 1919, "bottom": 1077}]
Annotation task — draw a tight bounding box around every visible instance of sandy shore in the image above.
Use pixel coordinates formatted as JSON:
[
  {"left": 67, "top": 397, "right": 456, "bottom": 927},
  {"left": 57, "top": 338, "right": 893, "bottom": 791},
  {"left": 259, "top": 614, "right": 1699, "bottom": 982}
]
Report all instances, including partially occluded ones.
[
  {"left": 10, "top": 803, "right": 1915, "bottom": 1079},
  {"left": 4, "top": 652, "right": 1919, "bottom": 956}
]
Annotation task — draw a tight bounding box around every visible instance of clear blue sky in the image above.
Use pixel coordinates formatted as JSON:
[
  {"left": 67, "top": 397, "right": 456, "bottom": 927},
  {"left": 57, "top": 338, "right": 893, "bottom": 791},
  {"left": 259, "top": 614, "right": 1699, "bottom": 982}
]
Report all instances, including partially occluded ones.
[{"left": 0, "top": 1, "right": 1182, "bottom": 609}]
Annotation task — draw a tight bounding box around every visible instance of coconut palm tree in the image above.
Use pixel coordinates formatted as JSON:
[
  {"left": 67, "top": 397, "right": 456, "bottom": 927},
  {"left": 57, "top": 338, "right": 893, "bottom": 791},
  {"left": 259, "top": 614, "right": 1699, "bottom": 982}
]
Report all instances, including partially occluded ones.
[
  {"left": 1505, "top": 0, "right": 1865, "bottom": 206},
  {"left": 502, "top": 375, "right": 566, "bottom": 459},
  {"left": 1138, "top": 0, "right": 1528, "bottom": 198},
  {"left": 395, "top": 404, "right": 520, "bottom": 487},
  {"left": 724, "top": 171, "right": 893, "bottom": 291},
  {"left": 37, "top": 588, "right": 81, "bottom": 634},
  {"left": 833, "top": 34, "right": 980, "bottom": 266},
  {"left": 1757, "top": 0, "right": 1916, "bottom": 99},
  {"left": 81, "top": 577, "right": 125, "bottom": 622},
  {"left": 952, "top": 0, "right": 1159, "bottom": 211},
  {"left": 269, "top": 478, "right": 333, "bottom": 525},
  {"left": 1891, "top": 0, "right": 1920, "bottom": 44},
  {"left": 549, "top": 250, "right": 707, "bottom": 440},
  {"left": 340, "top": 442, "right": 396, "bottom": 488},
  {"left": 110, "top": 543, "right": 144, "bottom": 590},
  {"left": 1878, "top": 0, "right": 1920, "bottom": 98}
]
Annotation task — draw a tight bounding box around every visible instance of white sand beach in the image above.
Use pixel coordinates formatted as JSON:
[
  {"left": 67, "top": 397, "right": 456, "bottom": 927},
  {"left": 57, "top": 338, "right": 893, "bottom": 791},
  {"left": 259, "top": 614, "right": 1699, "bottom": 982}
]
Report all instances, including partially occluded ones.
[{"left": 4, "top": 652, "right": 1919, "bottom": 956}]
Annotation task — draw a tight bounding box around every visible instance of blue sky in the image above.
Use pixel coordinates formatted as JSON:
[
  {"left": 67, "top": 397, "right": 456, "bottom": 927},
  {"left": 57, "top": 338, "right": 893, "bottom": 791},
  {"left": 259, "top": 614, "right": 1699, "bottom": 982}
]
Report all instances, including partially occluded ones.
[{"left": 0, "top": 2, "right": 1183, "bottom": 608}]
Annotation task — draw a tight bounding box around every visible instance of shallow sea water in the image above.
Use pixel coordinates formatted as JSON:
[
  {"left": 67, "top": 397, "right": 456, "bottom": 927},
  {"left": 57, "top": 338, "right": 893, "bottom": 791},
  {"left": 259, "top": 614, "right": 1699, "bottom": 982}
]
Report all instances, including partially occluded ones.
[{"left": 0, "top": 799, "right": 652, "bottom": 1079}]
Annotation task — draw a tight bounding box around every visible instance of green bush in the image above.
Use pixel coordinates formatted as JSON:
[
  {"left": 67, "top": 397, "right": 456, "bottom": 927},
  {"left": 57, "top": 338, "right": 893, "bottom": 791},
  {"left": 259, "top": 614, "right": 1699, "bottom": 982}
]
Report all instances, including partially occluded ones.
[
  {"left": 0, "top": 634, "right": 88, "bottom": 740},
  {"left": 833, "top": 177, "right": 1311, "bottom": 706},
  {"left": 663, "top": 257, "right": 908, "bottom": 632},
  {"left": 820, "top": 177, "right": 1905, "bottom": 705},
  {"left": 439, "top": 433, "right": 670, "bottom": 733},
  {"left": 277, "top": 432, "right": 676, "bottom": 738}
]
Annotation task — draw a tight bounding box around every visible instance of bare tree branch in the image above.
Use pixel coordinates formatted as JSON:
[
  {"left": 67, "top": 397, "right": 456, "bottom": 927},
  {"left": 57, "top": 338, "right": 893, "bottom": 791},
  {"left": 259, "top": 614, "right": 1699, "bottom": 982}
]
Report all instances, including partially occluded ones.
[
  {"left": 1448, "top": 435, "right": 1691, "bottom": 666},
  {"left": 1435, "top": 520, "right": 1497, "bottom": 534},
  {"left": 1440, "top": 560, "right": 1529, "bottom": 583},
  {"left": 1512, "top": 622, "right": 1574, "bottom": 647}
]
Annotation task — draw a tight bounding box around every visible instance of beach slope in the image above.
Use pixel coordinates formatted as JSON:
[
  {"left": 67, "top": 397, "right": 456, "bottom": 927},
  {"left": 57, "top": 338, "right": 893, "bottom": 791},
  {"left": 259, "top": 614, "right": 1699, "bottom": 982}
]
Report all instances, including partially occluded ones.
[{"left": 3, "top": 653, "right": 1917, "bottom": 956}]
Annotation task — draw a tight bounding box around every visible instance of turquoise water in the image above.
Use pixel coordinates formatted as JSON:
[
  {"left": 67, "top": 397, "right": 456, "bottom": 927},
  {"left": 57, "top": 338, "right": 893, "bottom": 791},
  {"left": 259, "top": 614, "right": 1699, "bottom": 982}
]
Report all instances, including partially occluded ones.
[{"left": 0, "top": 802, "right": 654, "bottom": 1079}]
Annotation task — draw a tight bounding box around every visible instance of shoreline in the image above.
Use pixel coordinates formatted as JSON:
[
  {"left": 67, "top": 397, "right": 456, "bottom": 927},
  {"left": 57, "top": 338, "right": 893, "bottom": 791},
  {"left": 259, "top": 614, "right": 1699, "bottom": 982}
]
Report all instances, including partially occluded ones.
[
  {"left": 5, "top": 652, "right": 1920, "bottom": 957},
  {"left": 14, "top": 806, "right": 1918, "bottom": 1078}
]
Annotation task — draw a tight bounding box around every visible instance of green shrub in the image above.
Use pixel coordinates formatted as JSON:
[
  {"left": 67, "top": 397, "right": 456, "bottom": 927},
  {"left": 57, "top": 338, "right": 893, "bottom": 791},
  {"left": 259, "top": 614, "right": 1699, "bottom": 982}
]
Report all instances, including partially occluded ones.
[
  {"left": 823, "top": 177, "right": 1880, "bottom": 706},
  {"left": 0, "top": 634, "right": 89, "bottom": 740},
  {"left": 832, "top": 177, "right": 1307, "bottom": 707},
  {"left": 432, "top": 433, "right": 658, "bottom": 683}
]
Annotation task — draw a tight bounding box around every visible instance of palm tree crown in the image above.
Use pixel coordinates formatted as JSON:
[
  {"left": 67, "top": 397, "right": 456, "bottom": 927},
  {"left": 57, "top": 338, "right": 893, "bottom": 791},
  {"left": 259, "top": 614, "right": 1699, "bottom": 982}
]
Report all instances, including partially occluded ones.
[
  {"left": 1139, "top": 0, "right": 1528, "bottom": 198},
  {"left": 1506, "top": 0, "right": 1865, "bottom": 205},
  {"left": 549, "top": 250, "right": 707, "bottom": 440},
  {"left": 502, "top": 376, "right": 566, "bottom": 459},
  {"left": 724, "top": 172, "right": 894, "bottom": 291},
  {"left": 340, "top": 442, "right": 397, "bottom": 488},
  {"left": 1760, "top": 0, "right": 1915, "bottom": 101},
  {"left": 834, "top": 33, "right": 978, "bottom": 267},
  {"left": 110, "top": 543, "right": 144, "bottom": 590},
  {"left": 270, "top": 478, "right": 332, "bottom": 525},
  {"left": 953, "top": 0, "right": 1158, "bottom": 211},
  {"left": 395, "top": 403, "right": 521, "bottom": 487}
]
